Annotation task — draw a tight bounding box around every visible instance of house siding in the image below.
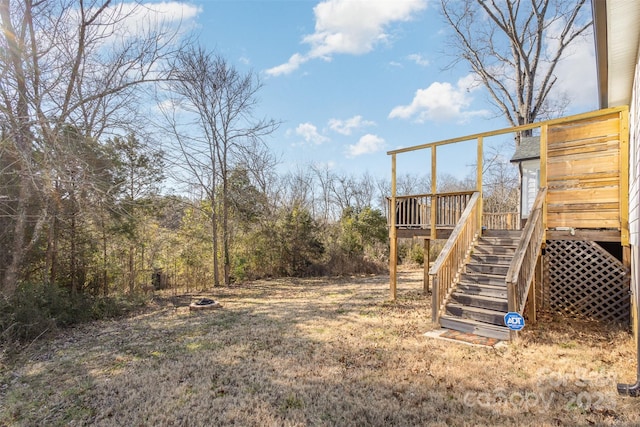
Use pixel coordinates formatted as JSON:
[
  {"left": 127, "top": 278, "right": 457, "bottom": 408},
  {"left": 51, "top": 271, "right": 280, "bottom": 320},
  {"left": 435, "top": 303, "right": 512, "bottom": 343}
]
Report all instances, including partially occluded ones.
[
  {"left": 520, "top": 159, "right": 539, "bottom": 219},
  {"left": 632, "top": 42, "right": 640, "bottom": 251},
  {"left": 630, "top": 41, "right": 640, "bottom": 332}
]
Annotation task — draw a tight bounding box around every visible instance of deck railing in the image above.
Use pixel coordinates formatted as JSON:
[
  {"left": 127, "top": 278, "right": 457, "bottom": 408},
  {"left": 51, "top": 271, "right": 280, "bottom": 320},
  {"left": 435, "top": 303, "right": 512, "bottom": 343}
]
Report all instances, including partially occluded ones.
[
  {"left": 388, "top": 191, "right": 475, "bottom": 229},
  {"left": 483, "top": 212, "right": 520, "bottom": 230},
  {"left": 505, "top": 188, "right": 547, "bottom": 324},
  {"left": 429, "top": 192, "right": 481, "bottom": 322}
]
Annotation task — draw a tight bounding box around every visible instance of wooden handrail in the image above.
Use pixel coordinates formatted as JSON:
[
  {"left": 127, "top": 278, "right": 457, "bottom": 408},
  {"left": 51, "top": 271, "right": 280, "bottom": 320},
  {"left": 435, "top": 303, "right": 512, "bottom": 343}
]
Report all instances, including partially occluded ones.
[
  {"left": 429, "top": 192, "right": 481, "bottom": 322},
  {"left": 505, "top": 187, "right": 547, "bottom": 318},
  {"left": 386, "top": 190, "right": 476, "bottom": 200}
]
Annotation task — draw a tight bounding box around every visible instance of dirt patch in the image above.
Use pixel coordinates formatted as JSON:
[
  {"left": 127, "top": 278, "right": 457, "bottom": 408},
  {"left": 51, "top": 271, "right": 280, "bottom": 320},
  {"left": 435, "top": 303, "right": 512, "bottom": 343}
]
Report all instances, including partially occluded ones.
[{"left": 1, "top": 269, "right": 638, "bottom": 426}]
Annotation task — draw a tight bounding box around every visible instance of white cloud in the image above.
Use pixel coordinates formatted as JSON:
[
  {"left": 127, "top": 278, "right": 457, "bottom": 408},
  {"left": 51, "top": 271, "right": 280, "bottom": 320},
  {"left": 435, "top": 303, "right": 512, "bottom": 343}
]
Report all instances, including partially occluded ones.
[
  {"left": 266, "top": 0, "right": 427, "bottom": 76},
  {"left": 388, "top": 74, "right": 490, "bottom": 123},
  {"left": 547, "top": 27, "right": 597, "bottom": 109},
  {"left": 295, "top": 122, "right": 330, "bottom": 145},
  {"left": 407, "top": 53, "right": 429, "bottom": 67},
  {"left": 346, "top": 134, "right": 385, "bottom": 157},
  {"left": 92, "top": 2, "right": 201, "bottom": 39},
  {"left": 328, "top": 115, "right": 376, "bottom": 135},
  {"left": 266, "top": 53, "right": 309, "bottom": 77}
]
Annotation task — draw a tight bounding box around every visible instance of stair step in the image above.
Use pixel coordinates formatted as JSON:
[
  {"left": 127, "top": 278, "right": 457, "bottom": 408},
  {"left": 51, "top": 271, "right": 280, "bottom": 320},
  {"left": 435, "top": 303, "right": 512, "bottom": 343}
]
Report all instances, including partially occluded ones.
[
  {"left": 446, "top": 303, "right": 506, "bottom": 326},
  {"left": 470, "top": 253, "right": 513, "bottom": 265},
  {"left": 478, "top": 237, "right": 520, "bottom": 247},
  {"left": 440, "top": 315, "right": 511, "bottom": 341},
  {"left": 473, "top": 245, "right": 516, "bottom": 256},
  {"left": 482, "top": 230, "right": 522, "bottom": 238},
  {"left": 451, "top": 292, "right": 509, "bottom": 311},
  {"left": 460, "top": 272, "right": 506, "bottom": 286},
  {"left": 456, "top": 283, "right": 508, "bottom": 298},
  {"left": 466, "top": 263, "right": 509, "bottom": 276}
]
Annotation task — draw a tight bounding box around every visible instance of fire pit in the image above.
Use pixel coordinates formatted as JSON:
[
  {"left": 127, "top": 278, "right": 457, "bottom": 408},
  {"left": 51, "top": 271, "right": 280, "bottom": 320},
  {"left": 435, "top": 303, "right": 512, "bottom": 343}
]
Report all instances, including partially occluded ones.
[{"left": 189, "top": 298, "right": 222, "bottom": 311}]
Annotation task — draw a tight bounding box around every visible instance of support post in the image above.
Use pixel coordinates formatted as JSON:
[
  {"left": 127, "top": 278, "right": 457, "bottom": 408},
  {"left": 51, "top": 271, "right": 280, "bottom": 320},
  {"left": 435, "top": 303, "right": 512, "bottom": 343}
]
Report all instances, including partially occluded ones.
[
  {"left": 540, "top": 125, "right": 548, "bottom": 240},
  {"left": 477, "top": 136, "right": 483, "bottom": 231},
  {"left": 620, "top": 108, "right": 630, "bottom": 247},
  {"left": 431, "top": 277, "right": 439, "bottom": 321},
  {"left": 423, "top": 238, "right": 430, "bottom": 294},
  {"left": 624, "top": 245, "right": 635, "bottom": 340},
  {"left": 430, "top": 146, "right": 437, "bottom": 240},
  {"left": 390, "top": 154, "right": 397, "bottom": 301}
]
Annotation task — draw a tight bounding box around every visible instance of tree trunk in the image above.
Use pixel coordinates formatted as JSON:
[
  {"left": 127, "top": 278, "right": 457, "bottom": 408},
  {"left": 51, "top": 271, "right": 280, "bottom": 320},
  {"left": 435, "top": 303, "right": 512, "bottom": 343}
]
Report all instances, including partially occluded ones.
[
  {"left": 128, "top": 245, "right": 135, "bottom": 294},
  {"left": 102, "top": 217, "right": 108, "bottom": 297},
  {"left": 211, "top": 203, "right": 220, "bottom": 287},
  {"left": 222, "top": 164, "right": 230, "bottom": 286},
  {"left": 3, "top": 180, "right": 29, "bottom": 296},
  {"left": 0, "top": 0, "right": 33, "bottom": 297},
  {"left": 70, "top": 209, "right": 77, "bottom": 294},
  {"left": 46, "top": 210, "right": 59, "bottom": 286}
]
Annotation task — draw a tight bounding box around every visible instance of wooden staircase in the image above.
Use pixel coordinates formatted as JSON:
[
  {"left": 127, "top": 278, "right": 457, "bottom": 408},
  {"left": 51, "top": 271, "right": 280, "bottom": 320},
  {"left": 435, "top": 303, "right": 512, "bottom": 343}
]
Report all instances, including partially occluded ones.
[{"left": 439, "top": 230, "right": 522, "bottom": 340}]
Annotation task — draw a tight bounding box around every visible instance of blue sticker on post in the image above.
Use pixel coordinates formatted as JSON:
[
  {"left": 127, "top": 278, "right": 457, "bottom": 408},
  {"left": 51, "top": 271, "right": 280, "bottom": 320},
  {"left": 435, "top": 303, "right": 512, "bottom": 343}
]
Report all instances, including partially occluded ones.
[{"left": 504, "top": 312, "right": 525, "bottom": 331}]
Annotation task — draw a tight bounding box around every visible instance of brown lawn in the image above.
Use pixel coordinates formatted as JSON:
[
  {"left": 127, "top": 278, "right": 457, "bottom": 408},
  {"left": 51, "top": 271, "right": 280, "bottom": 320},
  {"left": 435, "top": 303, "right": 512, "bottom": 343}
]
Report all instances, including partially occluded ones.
[{"left": 1, "top": 269, "right": 639, "bottom": 426}]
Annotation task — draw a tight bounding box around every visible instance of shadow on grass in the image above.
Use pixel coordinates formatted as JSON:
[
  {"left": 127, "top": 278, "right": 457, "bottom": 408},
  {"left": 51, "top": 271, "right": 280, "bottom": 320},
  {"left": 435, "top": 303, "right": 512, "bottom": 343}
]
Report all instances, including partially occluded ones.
[{"left": 0, "top": 270, "right": 635, "bottom": 426}]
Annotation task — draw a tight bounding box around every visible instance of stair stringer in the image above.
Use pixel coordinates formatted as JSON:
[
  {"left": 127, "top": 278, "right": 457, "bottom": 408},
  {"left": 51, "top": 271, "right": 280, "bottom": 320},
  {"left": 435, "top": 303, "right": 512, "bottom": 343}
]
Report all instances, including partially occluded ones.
[{"left": 436, "top": 231, "right": 481, "bottom": 320}]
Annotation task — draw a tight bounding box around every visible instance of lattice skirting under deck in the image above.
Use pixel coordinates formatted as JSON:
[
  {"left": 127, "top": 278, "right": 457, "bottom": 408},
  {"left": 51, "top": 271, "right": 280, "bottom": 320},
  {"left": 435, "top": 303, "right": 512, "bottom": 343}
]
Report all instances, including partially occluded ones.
[{"left": 541, "top": 240, "right": 630, "bottom": 324}]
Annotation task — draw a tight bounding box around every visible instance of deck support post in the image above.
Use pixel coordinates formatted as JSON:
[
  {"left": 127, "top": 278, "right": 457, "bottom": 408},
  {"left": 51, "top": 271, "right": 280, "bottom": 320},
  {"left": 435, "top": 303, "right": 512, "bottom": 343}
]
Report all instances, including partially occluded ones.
[
  {"left": 540, "top": 125, "right": 548, "bottom": 239},
  {"left": 477, "top": 136, "right": 483, "bottom": 231},
  {"left": 431, "top": 277, "right": 439, "bottom": 322},
  {"left": 430, "top": 146, "right": 437, "bottom": 240},
  {"left": 624, "top": 245, "right": 636, "bottom": 340},
  {"left": 390, "top": 154, "right": 397, "bottom": 301},
  {"left": 423, "top": 238, "right": 430, "bottom": 294}
]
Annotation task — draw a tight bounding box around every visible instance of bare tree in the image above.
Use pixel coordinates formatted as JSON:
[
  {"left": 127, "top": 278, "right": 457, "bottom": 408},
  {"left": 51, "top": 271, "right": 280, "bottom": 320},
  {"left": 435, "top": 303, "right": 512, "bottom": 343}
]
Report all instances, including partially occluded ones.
[
  {"left": 352, "top": 172, "right": 377, "bottom": 211},
  {"left": 396, "top": 173, "right": 431, "bottom": 196},
  {"left": 0, "top": 0, "right": 184, "bottom": 296},
  {"left": 161, "top": 46, "right": 278, "bottom": 286},
  {"left": 310, "top": 164, "right": 336, "bottom": 224},
  {"left": 440, "top": 0, "right": 592, "bottom": 138},
  {"left": 277, "top": 167, "right": 315, "bottom": 213}
]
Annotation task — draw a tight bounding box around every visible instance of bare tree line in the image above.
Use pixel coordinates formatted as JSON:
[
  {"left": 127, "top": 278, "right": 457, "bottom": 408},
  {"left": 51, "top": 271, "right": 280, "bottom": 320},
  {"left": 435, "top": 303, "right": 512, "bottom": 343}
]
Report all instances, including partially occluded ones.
[{"left": 0, "top": 0, "right": 589, "bottom": 300}]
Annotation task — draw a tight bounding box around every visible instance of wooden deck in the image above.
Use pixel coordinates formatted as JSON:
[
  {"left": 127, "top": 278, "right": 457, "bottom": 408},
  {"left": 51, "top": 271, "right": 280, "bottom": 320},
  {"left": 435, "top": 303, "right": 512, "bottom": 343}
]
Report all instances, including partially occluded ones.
[
  {"left": 387, "top": 107, "right": 630, "bottom": 319},
  {"left": 388, "top": 107, "right": 629, "bottom": 244}
]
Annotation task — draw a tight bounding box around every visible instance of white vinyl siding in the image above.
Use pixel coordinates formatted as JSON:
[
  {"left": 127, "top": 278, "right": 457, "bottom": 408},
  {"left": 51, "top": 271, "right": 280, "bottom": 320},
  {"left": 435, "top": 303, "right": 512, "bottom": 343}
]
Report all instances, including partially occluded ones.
[{"left": 520, "top": 159, "right": 540, "bottom": 219}]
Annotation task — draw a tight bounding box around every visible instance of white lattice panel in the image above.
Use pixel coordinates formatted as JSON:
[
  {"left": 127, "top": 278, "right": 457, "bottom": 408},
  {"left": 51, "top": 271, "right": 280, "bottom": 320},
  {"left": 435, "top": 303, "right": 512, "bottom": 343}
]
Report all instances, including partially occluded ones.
[{"left": 543, "top": 240, "right": 630, "bottom": 323}]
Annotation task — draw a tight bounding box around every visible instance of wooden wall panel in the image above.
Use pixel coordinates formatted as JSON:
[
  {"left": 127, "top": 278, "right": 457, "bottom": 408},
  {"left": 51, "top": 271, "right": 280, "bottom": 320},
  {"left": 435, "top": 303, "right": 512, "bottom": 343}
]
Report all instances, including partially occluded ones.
[
  {"left": 548, "top": 115, "right": 620, "bottom": 142},
  {"left": 546, "top": 113, "right": 623, "bottom": 232},
  {"left": 547, "top": 187, "right": 619, "bottom": 204},
  {"left": 547, "top": 153, "right": 619, "bottom": 178}
]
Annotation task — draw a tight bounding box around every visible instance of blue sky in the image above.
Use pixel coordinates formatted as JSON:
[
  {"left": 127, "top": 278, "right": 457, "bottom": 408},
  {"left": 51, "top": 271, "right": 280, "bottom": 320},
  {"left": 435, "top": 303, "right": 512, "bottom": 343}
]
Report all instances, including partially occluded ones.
[{"left": 150, "top": 0, "right": 599, "bottom": 180}]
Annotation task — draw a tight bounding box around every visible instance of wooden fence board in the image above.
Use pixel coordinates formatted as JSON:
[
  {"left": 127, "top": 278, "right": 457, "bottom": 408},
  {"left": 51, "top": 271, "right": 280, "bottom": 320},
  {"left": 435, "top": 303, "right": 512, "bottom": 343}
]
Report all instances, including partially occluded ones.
[
  {"left": 548, "top": 115, "right": 620, "bottom": 142},
  {"left": 547, "top": 175, "right": 619, "bottom": 189},
  {"left": 546, "top": 215, "right": 620, "bottom": 229},
  {"left": 547, "top": 187, "right": 620, "bottom": 204},
  {"left": 547, "top": 202, "right": 619, "bottom": 212},
  {"left": 547, "top": 156, "right": 619, "bottom": 178},
  {"left": 547, "top": 139, "right": 619, "bottom": 157}
]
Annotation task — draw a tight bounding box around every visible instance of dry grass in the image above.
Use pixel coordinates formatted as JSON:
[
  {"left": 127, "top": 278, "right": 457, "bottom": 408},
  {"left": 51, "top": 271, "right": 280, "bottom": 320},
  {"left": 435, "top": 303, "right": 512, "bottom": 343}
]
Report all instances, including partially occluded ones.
[{"left": 1, "top": 269, "right": 639, "bottom": 426}]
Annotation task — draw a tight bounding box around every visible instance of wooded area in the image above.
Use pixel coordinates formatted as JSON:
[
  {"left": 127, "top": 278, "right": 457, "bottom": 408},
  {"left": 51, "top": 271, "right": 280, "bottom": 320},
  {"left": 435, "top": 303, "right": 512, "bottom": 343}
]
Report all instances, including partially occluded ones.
[{"left": 0, "top": 1, "right": 549, "bottom": 343}]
